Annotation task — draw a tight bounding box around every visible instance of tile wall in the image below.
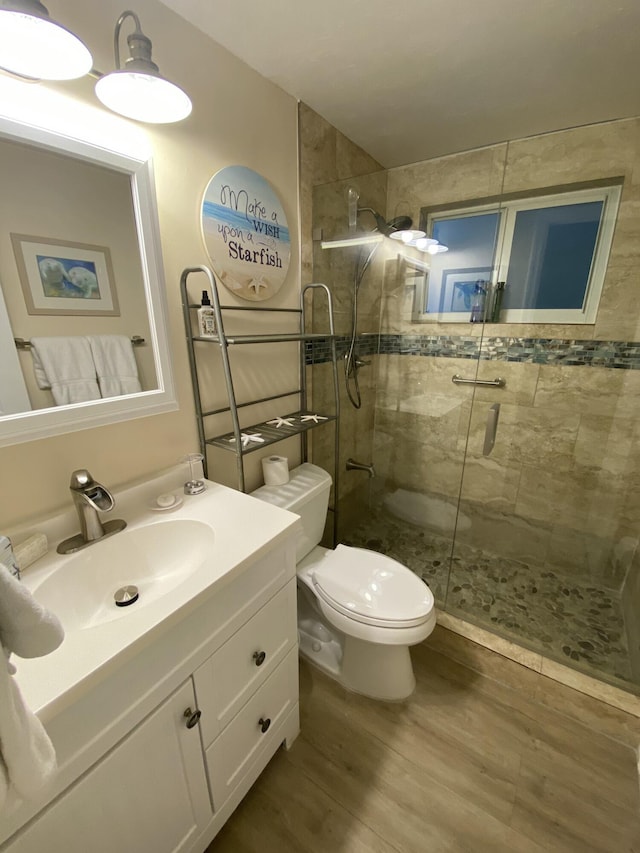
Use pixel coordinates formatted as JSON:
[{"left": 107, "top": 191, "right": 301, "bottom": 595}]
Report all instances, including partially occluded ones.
[{"left": 300, "top": 106, "right": 640, "bottom": 677}]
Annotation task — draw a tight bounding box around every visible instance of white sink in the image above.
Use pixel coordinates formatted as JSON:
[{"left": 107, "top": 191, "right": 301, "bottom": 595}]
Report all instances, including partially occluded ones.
[{"left": 33, "top": 519, "right": 215, "bottom": 632}]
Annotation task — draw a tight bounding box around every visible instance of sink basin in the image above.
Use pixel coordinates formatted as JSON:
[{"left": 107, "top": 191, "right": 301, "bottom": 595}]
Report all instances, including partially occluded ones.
[{"left": 33, "top": 520, "right": 215, "bottom": 632}]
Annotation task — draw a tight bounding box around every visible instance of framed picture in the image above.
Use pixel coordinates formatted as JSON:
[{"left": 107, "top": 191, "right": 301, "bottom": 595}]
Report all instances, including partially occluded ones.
[
  {"left": 441, "top": 268, "right": 493, "bottom": 314},
  {"left": 11, "top": 234, "right": 120, "bottom": 316}
]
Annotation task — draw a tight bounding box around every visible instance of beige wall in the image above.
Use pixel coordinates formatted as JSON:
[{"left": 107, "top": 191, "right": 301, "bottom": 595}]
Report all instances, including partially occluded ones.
[{"left": 1, "top": 0, "right": 300, "bottom": 529}]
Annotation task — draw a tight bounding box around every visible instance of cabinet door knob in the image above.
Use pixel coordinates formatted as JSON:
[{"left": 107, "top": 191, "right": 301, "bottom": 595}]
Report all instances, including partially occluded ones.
[
  {"left": 183, "top": 707, "right": 202, "bottom": 729},
  {"left": 258, "top": 717, "right": 271, "bottom": 734},
  {"left": 253, "top": 650, "right": 266, "bottom": 667}
]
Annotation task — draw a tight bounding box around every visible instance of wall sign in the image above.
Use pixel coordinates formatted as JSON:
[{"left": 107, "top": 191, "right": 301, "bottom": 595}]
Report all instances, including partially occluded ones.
[{"left": 201, "top": 165, "right": 290, "bottom": 301}]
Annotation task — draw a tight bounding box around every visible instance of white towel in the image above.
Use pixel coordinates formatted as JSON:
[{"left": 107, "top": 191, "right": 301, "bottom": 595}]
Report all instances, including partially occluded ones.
[
  {"left": 30, "top": 337, "right": 101, "bottom": 405},
  {"left": 0, "top": 564, "right": 64, "bottom": 807},
  {"left": 87, "top": 335, "right": 142, "bottom": 399}
]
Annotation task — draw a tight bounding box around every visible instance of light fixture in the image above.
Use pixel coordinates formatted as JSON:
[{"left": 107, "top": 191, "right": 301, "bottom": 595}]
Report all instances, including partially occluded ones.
[
  {"left": 95, "top": 10, "right": 192, "bottom": 124},
  {"left": 426, "top": 243, "right": 449, "bottom": 255},
  {"left": 0, "top": 0, "right": 92, "bottom": 80},
  {"left": 414, "top": 237, "right": 438, "bottom": 250},
  {"left": 390, "top": 229, "right": 426, "bottom": 243}
]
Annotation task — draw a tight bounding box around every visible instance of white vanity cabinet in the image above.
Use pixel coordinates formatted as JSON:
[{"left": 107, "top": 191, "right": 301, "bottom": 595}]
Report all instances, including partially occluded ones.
[
  {"left": 1, "top": 531, "right": 300, "bottom": 853},
  {"left": 4, "top": 680, "right": 211, "bottom": 853},
  {"left": 193, "top": 581, "right": 298, "bottom": 809}
]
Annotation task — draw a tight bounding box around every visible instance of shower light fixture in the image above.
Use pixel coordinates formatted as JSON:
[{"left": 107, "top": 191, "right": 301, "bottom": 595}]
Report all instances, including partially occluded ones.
[
  {"left": 414, "top": 237, "right": 438, "bottom": 250},
  {"left": 390, "top": 229, "right": 426, "bottom": 243},
  {"left": 0, "top": 0, "right": 92, "bottom": 80},
  {"left": 321, "top": 233, "right": 385, "bottom": 249},
  {"left": 95, "top": 10, "right": 192, "bottom": 124}
]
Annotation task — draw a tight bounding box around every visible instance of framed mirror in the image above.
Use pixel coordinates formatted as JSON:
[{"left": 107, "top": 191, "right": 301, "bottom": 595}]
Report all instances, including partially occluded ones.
[{"left": 0, "top": 113, "right": 176, "bottom": 447}]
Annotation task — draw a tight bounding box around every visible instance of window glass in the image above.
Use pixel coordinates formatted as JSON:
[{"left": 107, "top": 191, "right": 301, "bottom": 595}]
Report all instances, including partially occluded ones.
[
  {"left": 426, "top": 212, "right": 499, "bottom": 315},
  {"left": 504, "top": 201, "right": 603, "bottom": 311}
]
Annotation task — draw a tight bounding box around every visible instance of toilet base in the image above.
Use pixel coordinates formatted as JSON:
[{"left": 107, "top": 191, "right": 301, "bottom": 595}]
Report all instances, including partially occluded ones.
[
  {"left": 296, "top": 561, "right": 430, "bottom": 701},
  {"left": 298, "top": 617, "right": 417, "bottom": 701},
  {"left": 341, "top": 636, "right": 416, "bottom": 701}
]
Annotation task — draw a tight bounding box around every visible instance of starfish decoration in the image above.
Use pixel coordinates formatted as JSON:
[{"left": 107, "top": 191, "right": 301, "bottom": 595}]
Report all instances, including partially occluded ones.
[
  {"left": 300, "top": 414, "right": 329, "bottom": 424},
  {"left": 267, "top": 416, "right": 296, "bottom": 428},
  {"left": 248, "top": 277, "right": 268, "bottom": 295},
  {"left": 229, "top": 432, "right": 265, "bottom": 448}
]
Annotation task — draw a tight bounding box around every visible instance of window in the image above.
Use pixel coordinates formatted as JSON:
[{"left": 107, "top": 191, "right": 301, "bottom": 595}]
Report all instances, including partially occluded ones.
[{"left": 413, "top": 185, "right": 621, "bottom": 324}]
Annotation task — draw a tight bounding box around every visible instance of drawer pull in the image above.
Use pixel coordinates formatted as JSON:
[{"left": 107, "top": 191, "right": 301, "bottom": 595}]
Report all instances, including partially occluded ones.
[
  {"left": 258, "top": 717, "right": 271, "bottom": 734},
  {"left": 253, "top": 650, "right": 267, "bottom": 667},
  {"left": 183, "top": 707, "right": 202, "bottom": 729}
]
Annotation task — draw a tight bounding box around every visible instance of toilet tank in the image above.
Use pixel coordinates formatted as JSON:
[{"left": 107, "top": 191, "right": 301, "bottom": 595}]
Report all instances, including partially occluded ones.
[{"left": 251, "top": 463, "right": 331, "bottom": 562}]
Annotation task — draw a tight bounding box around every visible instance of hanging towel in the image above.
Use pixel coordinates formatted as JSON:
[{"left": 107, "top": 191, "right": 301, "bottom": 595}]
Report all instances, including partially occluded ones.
[
  {"left": 30, "top": 337, "right": 101, "bottom": 405},
  {"left": 0, "top": 563, "right": 64, "bottom": 808},
  {"left": 87, "top": 335, "right": 142, "bottom": 398}
]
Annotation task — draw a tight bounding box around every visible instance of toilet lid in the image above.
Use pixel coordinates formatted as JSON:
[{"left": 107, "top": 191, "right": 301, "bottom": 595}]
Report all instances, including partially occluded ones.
[{"left": 311, "top": 545, "right": 434, "bottom": 628}]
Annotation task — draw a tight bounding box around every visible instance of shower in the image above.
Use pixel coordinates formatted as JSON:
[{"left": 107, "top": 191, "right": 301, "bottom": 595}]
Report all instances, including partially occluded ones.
[{"left": 344, "top": 208, "right": 413, "bottom": 409}]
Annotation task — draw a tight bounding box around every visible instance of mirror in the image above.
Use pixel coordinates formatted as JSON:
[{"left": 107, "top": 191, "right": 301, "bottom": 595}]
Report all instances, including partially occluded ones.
[{"left": 0, "top": 114, "right": 176, "bottom": 446}]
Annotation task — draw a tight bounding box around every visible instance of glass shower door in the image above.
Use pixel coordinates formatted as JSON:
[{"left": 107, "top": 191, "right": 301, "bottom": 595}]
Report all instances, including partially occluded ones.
[{"left": 446, "top": 215, "right": 640, "bottom": 695}]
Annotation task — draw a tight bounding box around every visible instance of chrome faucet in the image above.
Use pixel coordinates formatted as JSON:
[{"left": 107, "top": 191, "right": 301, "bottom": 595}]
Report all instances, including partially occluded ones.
[
  {"left": 0, "top": 535, "right": 20, "bottom": 580},
  {"left": 57, "top": 469, "right": 127, "bottom": 555},
  {"left": 346, "top": 458, "right": 376, "bottom": 478}
]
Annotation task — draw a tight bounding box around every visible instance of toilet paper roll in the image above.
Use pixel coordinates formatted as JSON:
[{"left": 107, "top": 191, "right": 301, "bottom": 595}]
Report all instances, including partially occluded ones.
[{"left": 262, "top": 455, "right": 290, "bottom": 486}]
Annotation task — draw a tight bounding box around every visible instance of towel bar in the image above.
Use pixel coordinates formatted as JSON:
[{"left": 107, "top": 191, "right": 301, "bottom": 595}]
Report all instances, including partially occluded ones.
[
  {"left": 452, "top": 374, "right": 506, "bottom": 388},
  {"left": 15, "top": 335, "right": 146, "bottom": 350}
]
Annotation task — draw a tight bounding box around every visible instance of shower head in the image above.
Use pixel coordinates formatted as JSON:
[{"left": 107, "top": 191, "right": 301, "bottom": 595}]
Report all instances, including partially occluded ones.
[
  {"left": 385, "top": 215, "right": 413, "bottom": 235},
  {"left": 357, "top": 207, "right": 413, "bottom": 236}
]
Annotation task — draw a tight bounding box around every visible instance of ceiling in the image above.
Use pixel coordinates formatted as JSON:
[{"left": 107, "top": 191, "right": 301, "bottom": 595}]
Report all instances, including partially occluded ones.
[{"left": 162, "top": 0, "right": 640, "bottom": 168}]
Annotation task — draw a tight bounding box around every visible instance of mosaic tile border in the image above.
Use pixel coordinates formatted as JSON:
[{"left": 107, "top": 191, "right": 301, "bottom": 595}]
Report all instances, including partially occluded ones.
[{"left": 305, "top": 334, "right": 640, "bottom": 369}]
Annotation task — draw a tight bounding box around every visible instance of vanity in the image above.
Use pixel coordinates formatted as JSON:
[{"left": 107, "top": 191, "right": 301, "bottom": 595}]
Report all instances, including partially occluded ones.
[{"left": 0, "top": 467, "right": 301, "bottom": 852}]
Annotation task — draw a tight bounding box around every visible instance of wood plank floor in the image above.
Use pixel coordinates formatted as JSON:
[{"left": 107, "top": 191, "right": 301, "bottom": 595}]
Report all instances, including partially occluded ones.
[{"left": 207, "top": 629, "right": 640, "bottom": 853}]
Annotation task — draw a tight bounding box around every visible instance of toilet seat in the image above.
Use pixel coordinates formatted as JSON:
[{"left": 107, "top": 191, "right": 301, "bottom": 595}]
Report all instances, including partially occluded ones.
[{"left": 311, "top": 544, "right": 434, "bottom": 629}]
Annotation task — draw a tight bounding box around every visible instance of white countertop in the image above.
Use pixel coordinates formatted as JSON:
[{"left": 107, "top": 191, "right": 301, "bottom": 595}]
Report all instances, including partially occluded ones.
[{"left": 11, "top": 467, "right": 300, "bottom": 722}]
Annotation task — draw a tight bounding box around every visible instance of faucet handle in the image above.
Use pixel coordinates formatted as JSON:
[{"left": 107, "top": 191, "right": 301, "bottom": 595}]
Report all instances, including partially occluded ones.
[{"left": 70, "top": 469, "right": 94, "bottom": 489}]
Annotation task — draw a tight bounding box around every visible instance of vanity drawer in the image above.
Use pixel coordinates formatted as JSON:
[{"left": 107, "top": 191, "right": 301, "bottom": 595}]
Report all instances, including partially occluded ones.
[
  {"left": 194, "top": 580, "right": 297, "bottom": 746},
  {"left": 205, "top": 648, "right": 298, "bottom": 810}
]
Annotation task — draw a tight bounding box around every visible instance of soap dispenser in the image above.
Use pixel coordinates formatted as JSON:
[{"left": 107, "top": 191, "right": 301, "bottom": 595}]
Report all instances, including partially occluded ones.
[{"left": 197, "top": 290, "right": 216, "bottom": 337}]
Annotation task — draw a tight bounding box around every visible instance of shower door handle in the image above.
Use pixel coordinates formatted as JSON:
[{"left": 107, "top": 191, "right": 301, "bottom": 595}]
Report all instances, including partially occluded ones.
[{"left": 483, "top": 403, "right": 501, "bottom": 456}]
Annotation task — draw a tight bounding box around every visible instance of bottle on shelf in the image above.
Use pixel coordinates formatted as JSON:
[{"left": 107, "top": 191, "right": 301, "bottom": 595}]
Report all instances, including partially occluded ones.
[
  {"left": 489, "top": 281, "right": 506, "bottom": 323},
  {"left": 197, "top": 290, "right": 216, "bottom": 337},
  {"left": 469, "top": 281, "right": 487, "bottom": 324}
]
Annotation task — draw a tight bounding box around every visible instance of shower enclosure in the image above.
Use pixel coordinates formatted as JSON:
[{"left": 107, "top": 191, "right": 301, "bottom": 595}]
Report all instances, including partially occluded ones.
[{"left": 305, "top": 114, "right": 640, "bottom": 696}]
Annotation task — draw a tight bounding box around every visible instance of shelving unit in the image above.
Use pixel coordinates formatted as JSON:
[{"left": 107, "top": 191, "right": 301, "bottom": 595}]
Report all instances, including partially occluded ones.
[{"left": 180, "top": 266, "right": 340, "bottom": 543}]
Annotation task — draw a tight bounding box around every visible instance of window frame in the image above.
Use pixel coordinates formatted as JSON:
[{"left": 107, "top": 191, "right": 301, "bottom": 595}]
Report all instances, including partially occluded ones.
[{"left": 411, "top": 184, "right": 621, "bottom": 325}]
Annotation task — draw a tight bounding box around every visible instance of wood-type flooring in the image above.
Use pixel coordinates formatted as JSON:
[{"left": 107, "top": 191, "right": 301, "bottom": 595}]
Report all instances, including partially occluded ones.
[{"left": 207, "top": 627, "right": 640, "bottom": 853}]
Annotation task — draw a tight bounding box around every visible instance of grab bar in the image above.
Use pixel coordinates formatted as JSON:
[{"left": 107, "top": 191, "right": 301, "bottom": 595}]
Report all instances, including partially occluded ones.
[
  {"left": 452, "top": 374, "right": 506, "bottom": 388},
  {"left": 483, "top": 403, "right": 501, "bottom": 456}
]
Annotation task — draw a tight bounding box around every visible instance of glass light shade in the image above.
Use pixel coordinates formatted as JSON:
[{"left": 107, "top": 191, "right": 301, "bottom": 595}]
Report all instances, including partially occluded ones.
[
  {"left": 415, "top": 237, "right": 438, "bottom": 250},
  {"left": 390, "top": 229, "right": 426, "bottom": 243},
  {"left": 95, "top": 70, "right": 192, "bottom": 124},
  {"left": 0, "top": 8, "right": 92, "bottom": 80},
  {"left": 426, "top": 243, "right": 449, "bottom": 254}
]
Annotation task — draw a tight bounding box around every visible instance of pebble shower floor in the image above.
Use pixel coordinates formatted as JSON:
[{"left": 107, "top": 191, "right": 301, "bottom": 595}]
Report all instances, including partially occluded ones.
[{"left": 344, "top": 509, "right": 634, "bottom": 690}]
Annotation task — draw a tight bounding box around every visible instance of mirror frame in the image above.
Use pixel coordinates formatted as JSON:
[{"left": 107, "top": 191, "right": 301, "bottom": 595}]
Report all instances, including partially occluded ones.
[{"left": 0, "top": 114, "right": 177, "bottom": 447}]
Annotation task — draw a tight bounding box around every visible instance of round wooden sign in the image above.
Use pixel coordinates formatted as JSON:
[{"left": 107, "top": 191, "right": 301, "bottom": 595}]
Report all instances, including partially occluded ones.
[{"left": 201, "top": 165, "right": 291, "bottom": 301}]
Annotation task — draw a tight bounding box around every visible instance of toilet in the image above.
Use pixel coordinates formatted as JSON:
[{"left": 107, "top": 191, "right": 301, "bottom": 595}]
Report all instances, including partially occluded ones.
[{"left": 252, "top": 463, "right": 436, "bottom": 700}]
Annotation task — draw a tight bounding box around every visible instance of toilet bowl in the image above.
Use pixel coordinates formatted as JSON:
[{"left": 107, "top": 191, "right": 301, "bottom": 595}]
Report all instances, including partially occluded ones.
[{"left": 252, "top": 463, "right": 435, "bottom": 700}]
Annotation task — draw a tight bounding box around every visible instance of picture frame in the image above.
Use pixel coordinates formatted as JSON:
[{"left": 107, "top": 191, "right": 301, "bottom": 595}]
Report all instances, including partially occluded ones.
[
  {"left": 11, "top": 234, "right": 120, "bottom": 316},
  {"left": 414, "top": 265, "right": 494, "bottom": 322},
  {"left": 440, "top": 268, "right": 493, "bottom": 314}
]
